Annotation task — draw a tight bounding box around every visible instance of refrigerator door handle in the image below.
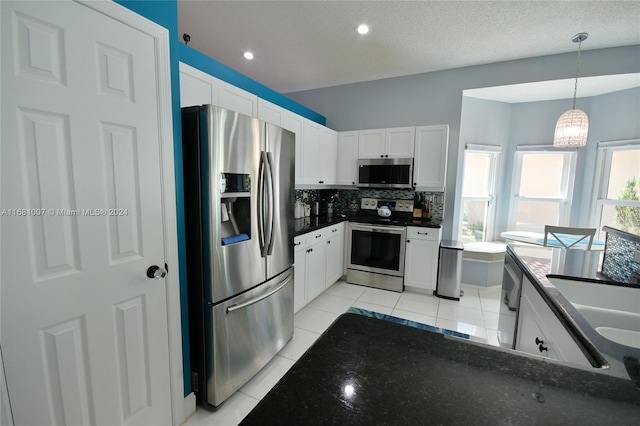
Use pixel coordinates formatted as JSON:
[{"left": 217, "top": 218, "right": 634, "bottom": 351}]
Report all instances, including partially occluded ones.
[
  {"left": 225, "top": 273, "right": 292, "bottom": 314},
  {"left": 258, "top": 151, "right": 268, "bottom": 257},
  {"left": 265, "top": 151, "right": 276, "bottom": 255}
]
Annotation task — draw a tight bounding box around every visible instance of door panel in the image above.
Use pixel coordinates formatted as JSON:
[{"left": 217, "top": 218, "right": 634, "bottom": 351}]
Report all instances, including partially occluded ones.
[
  {"left": 1, "top": 2, "right": 171, "bottom": 424},
  {"left": 265, "top": 123, "right": 295, "bottom": 280},
  {"left": 205, "top": 107, "right": 266, "bottom": 302},
  {"left": 206, "top": 272, "right": 293, "bottom": 406}
]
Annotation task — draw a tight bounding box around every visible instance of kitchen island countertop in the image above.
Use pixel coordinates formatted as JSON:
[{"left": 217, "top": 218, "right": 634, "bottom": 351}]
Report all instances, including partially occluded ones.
[
  {"left": 240, "top": 312, "right": 640, "bottom": 425},
  {"left": 508, "top": 244, "right": 640, "bottom": 381}
]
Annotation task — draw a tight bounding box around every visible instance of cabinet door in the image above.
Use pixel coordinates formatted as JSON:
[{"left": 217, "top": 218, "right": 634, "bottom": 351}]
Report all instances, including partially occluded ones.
[
  {"left": 413, "top": 125, "right": 449, "bottom": 190},
  {"left": 257, "top": 98, "right": 284, "bottom": 126},
  {"left": 358, "top": 129, "right": 385, "bottom": 159},
  {"left": 219, "top": 82, "right": 257, "bottom": 117},
  {"left": 179, "top": 62, "right": 218, "bottom": 107},
  {"left": 516, "top": 277, "right": 590, "bottom": 367},
  {"left": 283, "top": 112, "right": 304, "bottom": 185},
  {"left": 404, "top": 238, "right": 439, "bottom": 291},
  {"left": 319, "top": 127, "right": 338, "bottom": 185},
  {"left": 337, "top": 132, "right": 359, "bottom": 186},
  {"left": 306, "top": 241, "right": 327, "bottom": 301},
  {"left": 386, "top": 127, "right": 415, "bottom": 158},
  {"left": 325, "top": 224, "right": 344, "bottom": 286},
  {"left": 294, "top": 248, "right": 307, "bottom": 313},
  {"left": 516, "top": 297, "right": 560, "bottom": 361},
  {"left": 301, "top": 120, "right": 322, "bottom": 184}
]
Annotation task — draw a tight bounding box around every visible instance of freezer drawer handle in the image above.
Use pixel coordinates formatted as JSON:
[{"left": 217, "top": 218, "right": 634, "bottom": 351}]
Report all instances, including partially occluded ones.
[{"left": 226, "top": 275, "right": 292, "bottom": 314}]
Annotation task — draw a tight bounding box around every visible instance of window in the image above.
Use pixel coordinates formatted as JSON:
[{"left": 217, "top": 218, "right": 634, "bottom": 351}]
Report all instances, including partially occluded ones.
[
  {"left": 509, "top": 149, "right": 576, "bottom": 232},
  {"left": 460, "top": 145, "right": 501, "bottom": 242},
  {"left": 592, "top": 141, "right": 640, "bottom": 239}
]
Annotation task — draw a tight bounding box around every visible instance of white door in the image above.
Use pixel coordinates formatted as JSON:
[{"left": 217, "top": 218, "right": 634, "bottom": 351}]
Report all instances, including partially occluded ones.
[{"left": 1, "top": 1, "right": 172, "bottom": 425}]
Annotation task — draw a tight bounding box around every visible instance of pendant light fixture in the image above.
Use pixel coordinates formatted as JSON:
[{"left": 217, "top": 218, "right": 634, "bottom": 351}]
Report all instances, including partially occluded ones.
[{"left": 553, "top": 32, "right": 589, "bottom": 147}]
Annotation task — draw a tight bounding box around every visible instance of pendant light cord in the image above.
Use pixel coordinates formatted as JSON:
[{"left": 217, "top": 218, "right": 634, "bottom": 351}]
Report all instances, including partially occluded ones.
[{"left": 572, "top": 39, "right": 583, "bottom": 110}]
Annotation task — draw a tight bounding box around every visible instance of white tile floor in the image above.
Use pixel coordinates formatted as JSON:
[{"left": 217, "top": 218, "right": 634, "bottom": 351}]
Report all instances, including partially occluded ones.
[{"left": 184, "top": 281, "right": 502, "bottom": 425}]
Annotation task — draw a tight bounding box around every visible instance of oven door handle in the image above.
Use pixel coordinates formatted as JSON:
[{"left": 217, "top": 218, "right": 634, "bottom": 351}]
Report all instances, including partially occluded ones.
[{"left": 350, "top": 224, "right": 406, "bottom": 234}]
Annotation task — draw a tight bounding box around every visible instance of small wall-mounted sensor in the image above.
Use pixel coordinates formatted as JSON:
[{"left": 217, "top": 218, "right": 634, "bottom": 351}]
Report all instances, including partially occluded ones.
[{"left": 183, "top": 33, "right": 191, "bottom": 45}]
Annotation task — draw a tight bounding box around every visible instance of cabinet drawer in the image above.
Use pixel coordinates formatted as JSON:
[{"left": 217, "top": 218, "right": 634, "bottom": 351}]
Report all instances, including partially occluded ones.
[
  {"left": 307, "top": 228, "right": 329, "bottom": 243},
  {"left": 407, "top": 226, "right": 441, "bottom": 241},
  {"left": 294, "top": 235, "right": 307, "bottom": 252}
]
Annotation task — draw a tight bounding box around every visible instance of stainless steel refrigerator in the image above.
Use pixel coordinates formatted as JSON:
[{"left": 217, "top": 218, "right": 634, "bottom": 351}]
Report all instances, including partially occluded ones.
[{"left": 181, "top": 105, "right": 295, "bottom": 408}]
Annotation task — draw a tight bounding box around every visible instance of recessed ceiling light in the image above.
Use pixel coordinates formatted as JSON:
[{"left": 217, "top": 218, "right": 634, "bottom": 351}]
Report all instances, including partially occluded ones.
[
  {"left": 356, "top": 24, "right": 369, "bottom": 35},
  {"left": 243, "top": 51, "right": 254, "bottom": 60}
]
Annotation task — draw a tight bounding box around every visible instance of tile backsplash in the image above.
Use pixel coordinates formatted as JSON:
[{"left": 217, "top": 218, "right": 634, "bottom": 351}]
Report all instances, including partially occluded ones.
[
  {"left": 294, "top": 188, "right": 444, "bottom": 221},
  {"left": 601, "top": 229, "right": 640, "bottom": 283}
]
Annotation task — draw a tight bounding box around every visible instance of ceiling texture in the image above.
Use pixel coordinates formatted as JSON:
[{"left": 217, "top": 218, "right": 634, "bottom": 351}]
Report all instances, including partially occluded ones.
[{"left": 178, "top": 1, "right": 640, "bottom": 95}]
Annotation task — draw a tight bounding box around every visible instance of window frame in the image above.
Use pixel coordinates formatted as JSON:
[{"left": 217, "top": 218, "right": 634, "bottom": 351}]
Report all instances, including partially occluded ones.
[
  {"left": 590, "top": 139, "right": 640, "bottom": 240},
  {"left": 459, "top": 144, "right": 501, "bottom": 242},
  {"left": 507, "top": 146, "right": 577, "bottom": 231}
]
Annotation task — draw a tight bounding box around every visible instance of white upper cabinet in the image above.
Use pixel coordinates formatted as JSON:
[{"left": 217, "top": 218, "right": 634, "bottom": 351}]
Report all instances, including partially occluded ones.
[
  {"left": 337, "top": 131, "right": 359, "bottom": 186},
  {"left": 300, "top": 120, "right": 337, "bottom": 186},
  {"left": 283, "top": 111, "right": 305, "bottom": 184},
  {"left": 320, "top": 127, "right": 338, "bottom": 185},
  {"left": 358, "top": 129, "right": 386, "bottom": 159},
  {"left": 301, "top": 120, "right": 322, "bottom": 185},
  {"left": 179, "top": 62, "right": 218, "bottom": 107},
  {"left": 219, "top": 82, "right": 257, "bottom": 117},
  {"left": 178, "top": 61, "right": 257, "bottom": 117},
  {"left": 257, "top": 98, "right": 285, "bottom": 126},
  {"left": 358, "top": 127, "right": 415, "bottom": 159},
  {"left": 386, "top": 127, "right": 416, "bottom": 158},
  {"left": 413, "top": 125, "right": 449, "bottom": 190}
]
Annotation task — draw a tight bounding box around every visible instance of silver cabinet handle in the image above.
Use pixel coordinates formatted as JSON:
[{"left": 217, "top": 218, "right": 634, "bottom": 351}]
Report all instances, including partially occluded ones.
[
  {"left": 226, "top": 275, "right": 292, "bottom": 314},
  {"left": 417, "top": 232, "right": 429, "bottom": 235}
]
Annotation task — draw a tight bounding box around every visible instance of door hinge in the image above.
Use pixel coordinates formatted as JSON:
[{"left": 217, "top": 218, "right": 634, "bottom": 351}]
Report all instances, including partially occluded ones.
[{"left": 191, "top": 372, "right": 198, "bottom": 392}]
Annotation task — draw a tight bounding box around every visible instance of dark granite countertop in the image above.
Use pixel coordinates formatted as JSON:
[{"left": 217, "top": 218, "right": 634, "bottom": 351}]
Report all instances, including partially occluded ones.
[
  {"left": 294, "top": 215, "right": 347, "bottom": 236},
  {"left": 507, "top": 244, "right": 640, "bottom": 381},
  {"left": 294, "top": 214, "right": 441, "bottom": 237},
  {"left": 241, "top": 313, "right": 640, "bottom": 425}
]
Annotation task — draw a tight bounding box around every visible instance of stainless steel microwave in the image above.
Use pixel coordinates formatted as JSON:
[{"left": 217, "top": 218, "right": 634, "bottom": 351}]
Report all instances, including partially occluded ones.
[{"left": 357, "top": 158, "right": 413, "bottom": 189}]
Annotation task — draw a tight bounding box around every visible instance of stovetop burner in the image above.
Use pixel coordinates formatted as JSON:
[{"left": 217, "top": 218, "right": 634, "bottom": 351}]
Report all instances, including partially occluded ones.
[
  {"left": 348, "top": 197, "right": 440, "bottom": 227},
  {"left": 349, "top": 197, "right": 414, "bottom": 226}
]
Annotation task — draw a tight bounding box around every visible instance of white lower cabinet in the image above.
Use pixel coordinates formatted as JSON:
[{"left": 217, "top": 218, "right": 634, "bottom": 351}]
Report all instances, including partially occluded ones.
[
  {"left": 325, "top": 223, "right": 344, "bottom": 286},
  {"left": 293, "top": 223, "right": 345, "bottom": 313},
  {"left": 306, "top": 238, "right": 327, "bottom": 301},
  {"left": 404, "top": 227, "right": 442, "bottom": 292},
  {"left": 293, "top": 235, "right": 307, "bottom": 313},
  {"left": 516, "top": 276, "right": 591, "bottom": 367}
]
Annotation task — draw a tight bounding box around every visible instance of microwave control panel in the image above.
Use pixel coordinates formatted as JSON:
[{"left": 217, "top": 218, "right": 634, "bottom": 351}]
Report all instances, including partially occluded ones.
[{"left": 360, "top": 198, "right": 413, "bottom": 213}]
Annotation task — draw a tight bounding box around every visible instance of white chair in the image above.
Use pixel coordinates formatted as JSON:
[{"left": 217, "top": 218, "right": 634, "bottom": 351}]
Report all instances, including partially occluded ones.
[{"left": 543, "top": 225, "right": 596, "bottom": 250}]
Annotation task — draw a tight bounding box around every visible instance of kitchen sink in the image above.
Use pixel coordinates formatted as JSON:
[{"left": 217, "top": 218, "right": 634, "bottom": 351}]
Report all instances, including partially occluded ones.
[{"left": 547, "top": 276, "right": 640, "bottom": 349}]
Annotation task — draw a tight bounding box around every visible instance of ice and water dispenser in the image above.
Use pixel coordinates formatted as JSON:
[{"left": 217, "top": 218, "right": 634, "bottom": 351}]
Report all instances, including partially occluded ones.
[{"left": 220, "top": 172, "right": 251, "bottom": 245}]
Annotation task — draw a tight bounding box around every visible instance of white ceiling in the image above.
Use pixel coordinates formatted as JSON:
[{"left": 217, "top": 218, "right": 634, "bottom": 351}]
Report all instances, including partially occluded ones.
[{"left": 177, "top": 1, "right": 640, "bottom": 95}]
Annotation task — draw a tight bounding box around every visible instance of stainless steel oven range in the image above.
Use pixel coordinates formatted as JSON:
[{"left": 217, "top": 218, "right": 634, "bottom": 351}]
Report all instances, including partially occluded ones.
[{"left": 346, "top": 198, "right": 414, "bottom": 292}]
